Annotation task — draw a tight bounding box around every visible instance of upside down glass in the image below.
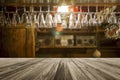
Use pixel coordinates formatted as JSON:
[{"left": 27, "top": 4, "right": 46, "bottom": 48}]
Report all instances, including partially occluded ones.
[
  {"left": 12, "top": 13, "right": 21, "bottom": 26},
  {"left": 75, "top": 13, "right": 81, "bottom": 29}
]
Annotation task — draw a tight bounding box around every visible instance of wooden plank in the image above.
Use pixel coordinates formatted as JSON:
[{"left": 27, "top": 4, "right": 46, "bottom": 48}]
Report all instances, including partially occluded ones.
[
  {"left": 0, "top": 58, "right": 120, "bottom": 80},
  {"left": 1, "top": 3, "right": 120, "bottom": 7}
]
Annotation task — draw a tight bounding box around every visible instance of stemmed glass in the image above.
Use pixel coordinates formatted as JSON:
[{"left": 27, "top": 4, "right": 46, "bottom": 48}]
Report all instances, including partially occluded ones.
[
  {"left": 81, "top": 13, "right": 89, "bottom": 28},
  {"left": 88, "top": 13, "right": 93, "bottom": 26},
  {"left": 37, "top": 6, "right": 42, "bottom": 28},
  {"left": 61, "top": 19, "right": 67, "bottom": 29},
  {"left": 45, "top": 6, "right": 53, "bottom": 28},
  {"left": 92, "top": 13, "right": 97, "bottom": 26},
  {"left": 26, "top": 7, "right": 37, "bottom": 27},
  {"left": 61, "top": 13, "right": 67, "bottom": 29},
  {"left": 97, "top": 13, "right": 104, "bottom": 26},
  {"left": 69, "top": 12, "right": 76, "bottom": 29},
  {"left": 21, "top": 6, "right": 28, "bottom": 24},
  {"left": 26, "top": 12, "right": 32, "bottom": 26},
  {"left": 6, "top": 13, "right": 12, "bottom": 26},
  {"left": 39, "top": 6, "right": 46, "bottom": 28},
  {"left": 12, "top": 10, "right": 21, "bottom": 26},
  {"left": 75, "top": 13, "right": 81, "bottom": 29},
  {"left": 53, "top": 12, "right": 61, "bottom": 28},
  {"left": 34, "top": 12, "right": 39, "bottom": 28},
  {"left": 108, "top": 13, "right": 117, "bottom": 24},
  {"left": 30, "top": 7, "right": 39, "bottom": 28}
]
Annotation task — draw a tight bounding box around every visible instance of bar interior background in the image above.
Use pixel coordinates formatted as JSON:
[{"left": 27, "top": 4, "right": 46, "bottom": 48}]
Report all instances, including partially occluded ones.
[{"left": 0, "top": 0, "right": 120, "bottom": 58}]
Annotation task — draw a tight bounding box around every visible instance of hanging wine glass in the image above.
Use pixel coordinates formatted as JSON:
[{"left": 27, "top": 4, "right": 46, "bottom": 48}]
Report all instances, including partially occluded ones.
[
  {"left": 61, "top": 19, "right": 67, "bottom": 29},
  {"left": 34, "top": 13, "right": 39, "bottom": 28},
  {"left": 0, "top": 12, "right": 5, "bottom": 26},
  {"left": 92, "top": 13, "right": 97, "bottom": 26},
  {"left": 60, "top": 12, "right": 67, "bottom": 29},
  {"left": 12, "top": 13, "right": 16, "bottom": 26},
  {"left": 31, "top": 7, "right": 39, "bottom": 28},
  {"left": 75, "top": 13, "right": 81, "bottom": 29},
  {"left": 30, "top": 12, "right": 35, "bottom": 23},
  {"left": 53, "top": 13, "right": 61, "bottom": 28},
  {"left": 81, "top": 13, "right": 85, "bottom": 27},
  {"left": 45, "top": 6, "right": 53, "bottom": 28},
  {"left": 104, "top": 7, "right": 110, "bottom": 23},
  {"left": 12, "top": 12, "right": 21, "bottom": 26},
  {"left": 86, "top": 5, "right": 90, "bottom": 27},
  {"left": 81, "top": 13, "right": 89, "bottom": 28},
  {"left": 26, "top": 7, "right": 37, "bottom": 27},
  {"left": 6, "top": 13, "right": 12, "bottom": 26},
  {"left": 37, "top": 6, "right": 42, "bottom": 28},
  {"left": 97, "top": 13, "right": 103, "bottom": 26},
  {"left": 39, "top": 7, "right": 46, "bottom": 28},
  {"left": 69, "top": 12, "right": 76, "bottom": 29},
  {"left": 108, "top": 13, "right": 117, "bottom": 24},
  {"left": 21, "top": 6, "right": 27, "bottom": 24},
  {"left": 89, "top": 13, "right": 93, "bottom": 26},
  {"left": 53, "top": 13, "right": 57, "bottom": 28},
  {"left": 25, "top": 7, "right": 32, "bottom": 27}
]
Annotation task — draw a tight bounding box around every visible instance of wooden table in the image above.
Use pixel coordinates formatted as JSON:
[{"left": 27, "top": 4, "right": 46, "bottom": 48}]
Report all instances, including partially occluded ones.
[{"left": 0, "top": 58, "right": 120, "bottom": 80}]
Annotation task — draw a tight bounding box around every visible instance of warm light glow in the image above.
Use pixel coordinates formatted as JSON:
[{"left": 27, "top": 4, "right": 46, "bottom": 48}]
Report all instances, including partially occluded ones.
[
  {"left": 57, "top": 6, "right": 69, "bottom": 13},
  {"left": 56, "top": 23, "right": 63, "bottom": 32}
]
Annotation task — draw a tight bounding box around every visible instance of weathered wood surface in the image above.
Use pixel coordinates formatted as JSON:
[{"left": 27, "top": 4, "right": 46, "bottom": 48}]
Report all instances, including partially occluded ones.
[{"left": 0, "top": 58, "right": 120, "bottom": 80}]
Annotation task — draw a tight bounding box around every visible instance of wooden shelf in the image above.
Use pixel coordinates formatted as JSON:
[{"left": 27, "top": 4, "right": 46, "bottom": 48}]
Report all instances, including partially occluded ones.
[
  {"left": 1, "top": 3, "right": 120, "bottom": 7},
  {"left": 38, "top": 46, "right": 120, "bottom": 49},
  {"left": 0, "top": 24, "right": 35, "bottom": 29},
  {"left": 76, "top": 3, "right": 120, "bottom": 6},
  {"left": 38, "top": 46, "right": 97, "bottom": 48},
  {"left": 0, "top": 3, "right": 58, "bottom": 7},
  {"left": 98, "top": 47, "right": 120, "bottom": 49},
  {"left": 97, "top": 29, "right": 105, "bottom": 33},
  {"left": 0, "top": 25, "right": 26, "bottom": 29},
  {"left": 36, "top": 28, "right": 97, "bottom": 34}
]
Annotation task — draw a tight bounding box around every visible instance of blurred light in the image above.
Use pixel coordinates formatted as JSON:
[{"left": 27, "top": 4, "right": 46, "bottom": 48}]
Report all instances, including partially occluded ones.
[
  {"left": 55, "top": 31, "right": 60, "bottom": 35},
  {"left": 52, "top": 30, "right": 61, "bottom": 36},
  {"left": 57, "top": 6, "right": 69, "bottom": 13},
  {"left": 56, "top": 23, "right": 63, "bottom": 32}
]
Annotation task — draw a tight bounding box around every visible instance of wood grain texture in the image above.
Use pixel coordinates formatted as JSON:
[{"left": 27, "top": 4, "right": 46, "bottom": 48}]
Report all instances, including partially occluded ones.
[
  {"left": 0, "top": 25, "right": 35, "bottom": 57},
  {"left": 0, "top": 58, "right": 120, "bottom": 80}
]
